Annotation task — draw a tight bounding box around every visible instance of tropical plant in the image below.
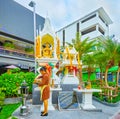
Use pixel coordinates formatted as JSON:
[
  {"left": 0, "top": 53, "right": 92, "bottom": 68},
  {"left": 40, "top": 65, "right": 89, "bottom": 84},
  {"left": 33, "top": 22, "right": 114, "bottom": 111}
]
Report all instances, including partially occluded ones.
[
  {"left": 93, "top": 46, "right": 108, "bottom": 80},
  {"left": 11, "top": 68, "right": 21, "bottom": 73},
  {"left": 0, "top": 72, "right": 35, "bottom": 97},
  {"left": 97, "top": 37, "right": 119, "bottom": 87},
  {"left": 25, "top": 47, "right": 34, "bottom": 54},
  {"left": 3, "top": 42, "right": 15, "bottom": 49},
  {"left": 0, "top": 88, "right": 6, "bottom": 106},
  {"left": 116, "top": 42, "right": 120, "bottom": 87},
  {"left": 66, "top": 32, "right": 95, "bottom": 84},
  {"left": 82, "top": 54, "right": 96, "bottom": 82}
]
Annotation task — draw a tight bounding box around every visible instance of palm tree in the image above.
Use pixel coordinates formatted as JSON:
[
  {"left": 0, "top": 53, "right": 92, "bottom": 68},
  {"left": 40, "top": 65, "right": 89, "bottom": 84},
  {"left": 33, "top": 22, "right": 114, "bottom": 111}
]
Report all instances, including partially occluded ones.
[
  {"left": 97, "top": 37, "right": 119, "bottom": 87},
  {"left": 82, "top": 54, "right": 96, "bottom": 82},
  {"left": 66, "top": 32, "right": 95, "bottom": 84},
  {"left": 93, "top": 46, "right": 110, "bottom": 89},
  {"left": 116, "top": 43, "right": 120, "bottom": 87},
  {"left": 93, "top": 41, "right": 109, "bottom": 79}
]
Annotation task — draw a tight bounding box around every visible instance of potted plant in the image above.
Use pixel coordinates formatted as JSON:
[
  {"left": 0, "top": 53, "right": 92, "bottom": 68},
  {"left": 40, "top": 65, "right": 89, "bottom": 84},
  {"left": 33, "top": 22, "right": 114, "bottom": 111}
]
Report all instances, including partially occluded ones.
[
  {"left": 3, "top": 41, "right": 15, "bottom": 50},
  {"left": 25, "top": 47, "right": 34, "bottom": 54}
]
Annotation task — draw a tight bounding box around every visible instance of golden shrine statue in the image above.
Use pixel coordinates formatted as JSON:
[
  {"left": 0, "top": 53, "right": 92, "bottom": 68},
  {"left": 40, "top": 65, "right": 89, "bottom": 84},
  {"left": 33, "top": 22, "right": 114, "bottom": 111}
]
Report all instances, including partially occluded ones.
[
  {"left": 42, "top": 43, "right": 53, "bottom": 58},
  {"left": 35, "top": 17, "right": 60, "bottom": 59}
]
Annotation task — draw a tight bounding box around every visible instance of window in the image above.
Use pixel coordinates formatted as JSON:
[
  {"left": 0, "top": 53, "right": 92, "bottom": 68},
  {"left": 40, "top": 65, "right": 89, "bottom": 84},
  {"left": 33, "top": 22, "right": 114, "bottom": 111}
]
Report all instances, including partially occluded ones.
[
  {"left": 76, "top": 22, "right": 79, "bottom": 32},
  {"left": 98, "top": 27, "right": 105, "bottom": 35},
  {"left": 81, "top": 26, "right": 96, "bottom": 35},
  {"left": 81, "top": 14, "right": 96, "bottom": 23},
  {"left": 99, "top": 15, "right": 105, "bottom": 23},
  {"left": 63, "top": 30, "right": 65, "bottom": 47}
]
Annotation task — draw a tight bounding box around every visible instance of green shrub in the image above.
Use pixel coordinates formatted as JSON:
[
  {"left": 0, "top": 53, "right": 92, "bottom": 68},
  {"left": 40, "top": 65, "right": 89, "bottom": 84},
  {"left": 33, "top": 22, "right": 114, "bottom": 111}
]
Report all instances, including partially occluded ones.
[
  {"left": 93, "top": 92, "right": 100, "bottom": 98},
  {"left": 0, "top": 72, "right": 35, "bottom": 97},
  {"left": 3, "top": 42, "right": 15, "bottom": 49},
  {"left": 25, "top": 47, "right": 34, "bottom": 53},
  {"left": 108, "top": 81, "right": 116, "bottom": 87},
  {"left": 0, "top": 87, "right": 6, "bottom": 104},
  {"left": 11, "top": 68, "right": 21, "bottom": 73}
]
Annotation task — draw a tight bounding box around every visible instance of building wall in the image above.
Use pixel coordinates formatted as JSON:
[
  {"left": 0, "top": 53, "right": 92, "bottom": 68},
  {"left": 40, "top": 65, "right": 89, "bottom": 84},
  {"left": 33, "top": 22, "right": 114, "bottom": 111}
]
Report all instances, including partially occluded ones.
[
  {"left": 0, "top": 0, "right": 45, "bottom": 42},
  {"left": 65, "top": 23, "right": 76, "bottom": 43},
  {"left": 0, "top": 0, "right": 45, "bottom": 69},
  {"left": 56, "top": 8, "right": 112, "bottom": 46},
  {"left": 57, "top": 23, "right": 76, "bottom": 45}
]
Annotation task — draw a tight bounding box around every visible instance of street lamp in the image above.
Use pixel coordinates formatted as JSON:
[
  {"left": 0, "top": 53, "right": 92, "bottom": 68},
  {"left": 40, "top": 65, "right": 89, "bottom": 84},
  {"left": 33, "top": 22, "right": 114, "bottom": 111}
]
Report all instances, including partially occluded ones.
[
  {"left": 20, "top": 80, "right": 29, "bottom": 116},
  {"left": 29, "top": 1, "right": 37, "bottom": 74}
]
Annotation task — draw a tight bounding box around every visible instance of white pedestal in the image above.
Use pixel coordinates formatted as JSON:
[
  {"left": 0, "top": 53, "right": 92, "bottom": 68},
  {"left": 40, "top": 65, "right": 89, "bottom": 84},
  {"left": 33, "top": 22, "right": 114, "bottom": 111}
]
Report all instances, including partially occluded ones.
[
  {"left": 40, "top": 87, "right": 62, "bottom": 111},
  {"left": 73, "top": 88, "right": 102, "bottom": 110},
  {"left": 62, "top": 75, "right": 79, "bottom": 84}
]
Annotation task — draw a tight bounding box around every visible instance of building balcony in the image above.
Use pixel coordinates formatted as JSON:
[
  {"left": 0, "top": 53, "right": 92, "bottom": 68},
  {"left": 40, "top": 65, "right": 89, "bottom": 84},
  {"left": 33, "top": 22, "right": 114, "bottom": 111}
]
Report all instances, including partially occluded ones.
[
  {"left": 80, "top": 17, "right": 98, "bottom": 30},
  {"left": 97, "top": 18, "right": 107, "bottom": 31},
  {"left": 0, "top": 46, "right": 34, "bottom": 60},
  {"left": 80, "top": 17, "right": 107, "bottom": 32},
  {"left": 81, "top": 30, "right": 104, "bottom": 40}
]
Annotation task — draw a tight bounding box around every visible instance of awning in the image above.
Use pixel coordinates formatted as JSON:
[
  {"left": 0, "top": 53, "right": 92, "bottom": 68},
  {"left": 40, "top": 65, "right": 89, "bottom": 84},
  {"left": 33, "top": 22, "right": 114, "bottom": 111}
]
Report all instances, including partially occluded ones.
[{"left": 96, "top": 66, "right": 118, "bottom": 72}]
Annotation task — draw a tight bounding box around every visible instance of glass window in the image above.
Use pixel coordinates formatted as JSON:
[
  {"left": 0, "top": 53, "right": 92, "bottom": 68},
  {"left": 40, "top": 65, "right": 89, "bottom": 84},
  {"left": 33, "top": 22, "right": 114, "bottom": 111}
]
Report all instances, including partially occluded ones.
[
  {"left": 63, "top": 30, "right": 65, "bottom": 47},
  {"left": 81, "top": 26, "right": 96, "bottom": 35},
  {"left": 99, "top": 15, "right": 105, "bottom": 24},
  {"left": 81, "top": 14, "right": 96, "bottom": 23},
  {"left": 76, "top": 22, "right": 79, "bottom": 32},
  {"left": 98, "top": 27, "right": 105, "bottom": 35}
]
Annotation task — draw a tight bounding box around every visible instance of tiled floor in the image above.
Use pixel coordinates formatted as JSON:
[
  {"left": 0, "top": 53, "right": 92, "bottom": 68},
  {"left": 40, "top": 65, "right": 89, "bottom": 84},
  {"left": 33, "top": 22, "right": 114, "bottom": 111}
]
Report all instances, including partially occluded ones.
[{"left": 12, "top": 100, "right": 120, "bottom": 119}]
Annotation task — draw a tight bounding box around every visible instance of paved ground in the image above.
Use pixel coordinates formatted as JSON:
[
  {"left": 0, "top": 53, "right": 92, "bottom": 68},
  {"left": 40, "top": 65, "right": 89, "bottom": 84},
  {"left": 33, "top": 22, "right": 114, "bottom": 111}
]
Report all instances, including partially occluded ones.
[{"left": 12, "top": 99, "right": 120, "bottom": 119}]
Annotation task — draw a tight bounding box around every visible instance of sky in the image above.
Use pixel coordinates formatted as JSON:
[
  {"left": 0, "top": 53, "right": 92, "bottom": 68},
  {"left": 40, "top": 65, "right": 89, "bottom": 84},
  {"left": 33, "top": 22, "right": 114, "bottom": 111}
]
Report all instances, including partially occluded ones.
[{"left": 14, "top": 0, "right": 120, "bottom": 41}]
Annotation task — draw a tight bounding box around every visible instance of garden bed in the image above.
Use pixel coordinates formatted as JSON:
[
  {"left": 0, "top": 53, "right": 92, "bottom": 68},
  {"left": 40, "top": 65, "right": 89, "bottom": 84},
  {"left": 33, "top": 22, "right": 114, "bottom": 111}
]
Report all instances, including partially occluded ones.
[{"left": 93, "top": 96, "right": 120, "bottom": 107}]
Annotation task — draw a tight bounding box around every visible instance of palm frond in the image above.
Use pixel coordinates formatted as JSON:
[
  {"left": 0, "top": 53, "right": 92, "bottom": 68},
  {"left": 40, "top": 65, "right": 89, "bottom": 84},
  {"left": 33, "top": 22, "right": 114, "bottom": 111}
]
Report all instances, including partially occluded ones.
[{"left": 65, "top": 42, "right": 73, "bottom": 47}]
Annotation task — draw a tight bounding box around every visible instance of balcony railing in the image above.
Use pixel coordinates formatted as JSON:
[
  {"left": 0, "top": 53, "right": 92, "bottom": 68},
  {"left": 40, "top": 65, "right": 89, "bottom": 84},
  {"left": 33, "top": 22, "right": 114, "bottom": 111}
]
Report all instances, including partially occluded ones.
[{"left": 0, "top": 46, "right": 34, "bottom": 60}]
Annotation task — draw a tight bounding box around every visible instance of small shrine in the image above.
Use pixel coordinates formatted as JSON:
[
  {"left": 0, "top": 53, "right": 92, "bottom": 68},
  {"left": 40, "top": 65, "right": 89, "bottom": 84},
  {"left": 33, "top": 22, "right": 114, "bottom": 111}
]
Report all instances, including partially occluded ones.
[
  {"left": 35, "top": 16, "right": 61, "bottom": 87},
  {"left": 60, "top": 46, "right": 79, "bottom": 84},
  {"left": 35, "top": 17, "right": 60, "bottom": 63}
]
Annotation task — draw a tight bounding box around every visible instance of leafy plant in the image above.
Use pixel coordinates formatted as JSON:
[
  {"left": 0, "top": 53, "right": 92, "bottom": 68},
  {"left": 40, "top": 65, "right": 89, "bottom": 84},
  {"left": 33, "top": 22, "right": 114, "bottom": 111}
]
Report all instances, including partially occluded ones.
[
  {"left": 108, "top": 82, "right": 116, "bottom": 87},
  {"left": 25, "top": 47, "right": 34, "bottom": 53},
  {"left": 0, "top": 88, "right": 6, "bottom": 106},
  {"left": 11, "top": 68, "right": 21, "bottom": 73},
  {"left": 0, "top": 72, "right": 35, "bottom": 97},
  {"left": 3, "top": 42, "right": 15, "bottom": 49}
]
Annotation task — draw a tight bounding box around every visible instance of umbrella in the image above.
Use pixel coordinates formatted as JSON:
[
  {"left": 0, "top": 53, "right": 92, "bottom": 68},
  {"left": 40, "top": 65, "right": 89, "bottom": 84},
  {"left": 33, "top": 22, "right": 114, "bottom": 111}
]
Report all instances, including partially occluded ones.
[
  {"left": 96, "top": 66, "right": 118, "bottom": 72},
  {"left": 5, "top": 65, "right": 19, "bottom": 69},
  {"left": 5, "top": 65, "right": 19, "bottom": 74},
  {"left": 108, "top": 66, "right": 118, "bottom": 72}
]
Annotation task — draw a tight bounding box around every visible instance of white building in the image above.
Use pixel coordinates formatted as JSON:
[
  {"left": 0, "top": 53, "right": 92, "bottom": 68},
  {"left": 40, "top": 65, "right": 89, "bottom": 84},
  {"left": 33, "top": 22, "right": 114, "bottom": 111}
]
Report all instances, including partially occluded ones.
[{"left": 56, "top": 7, "right": 113, "bottom": 46}]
